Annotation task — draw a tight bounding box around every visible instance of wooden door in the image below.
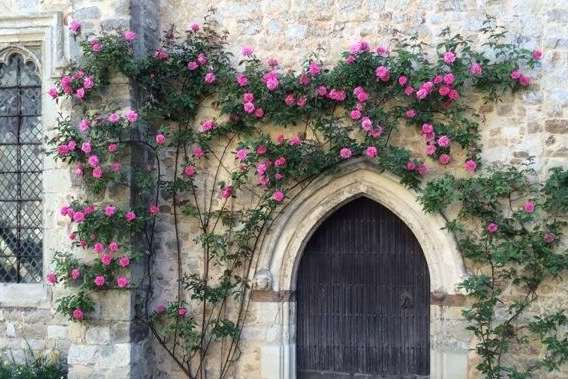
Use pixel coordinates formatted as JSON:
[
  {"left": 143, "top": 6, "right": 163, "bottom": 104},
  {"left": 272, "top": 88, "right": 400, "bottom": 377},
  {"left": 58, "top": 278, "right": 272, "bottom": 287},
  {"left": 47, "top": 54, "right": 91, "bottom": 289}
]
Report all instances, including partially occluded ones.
[{"left": 296, "top": 197, "right": 430, "bottom": 378}]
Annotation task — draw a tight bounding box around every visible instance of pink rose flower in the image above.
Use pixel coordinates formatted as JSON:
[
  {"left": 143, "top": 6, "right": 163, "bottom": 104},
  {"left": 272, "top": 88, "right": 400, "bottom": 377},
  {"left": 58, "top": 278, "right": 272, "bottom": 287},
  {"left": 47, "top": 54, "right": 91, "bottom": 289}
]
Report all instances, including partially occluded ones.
[
  {"left": 532, "top": 49, "right": 543, "bottom": 60},
  {"left": 464, "top": 160, "right": 477, "bottom": 172},
  {"left": 254, "top": 108, "right": 265, "bottom": 118},
  {"left": 236, "top": 73, "right": 248, "bottom": 86},
  {"left": 272, "top": 190, "right": 285, "bottom": 203},
  {"left": 149, "top": 204, "right": 160, "bottom": 215},
  {"left": 339, "top": 147, "right": 352, "bottom": 159},
  {"left": 75, "top": 88, "right": 86, "bottom": 100},
  {"left": 518, "top": 75, "right": 530, "bottom": 87},
  {"left": 197, "top": 53, "right": 208, "bottom": 65},
  {"left": 125, "top": 211, "right": 137, "bottom": 222},
  {"left": 155, "top": 133, "right": 166, "bottom": 145},
  {"left": 73, "top": 211, "right": 85, "bottom": 223},
  {"left": 243, "top": 102, "right": 255, "bottom": 113},
  {"left": 116, "top": 276, "right": 129, "bottom": 288},
  {"left": 316, "top": 85, "right": 328, "bottom": 97},
  {"left": 183, "top": 165, "right": 196, "bottom": 177},
  {"left": 108, "top": 241, "right": 119, "bottom": 252},
  {"left": 241, "top": 46, "right": 254, "bottom": 56},
  {"left": 350, "top": 109, "right": 362, "bottom": 120},
  {"left": 439, "top": 86, "right": 450, "bottom": 97},
  {"left": 110, "top": 162, "right": 121, "bottom": 173},
  {"left": 178, "top": 307, "right": 187, "bottom": 317},
  {"left": 289, "top": 135, "right": 302, "bottom": 146},
  {"left": 92, "top": 165, "right": 102, "bottom": 178},
  {"left": 48, "top": 87, "right": 59, "bottom": 99},
  {"left": 79, "top": 119, "right": 90, "bottom": 132},
  {"left": 398, "top": 75, "right": 408, "bottom": 86},
  {"left": 487, "top": 223, "right": 499, "bottom": 233},
  {"left": 350, "top": 40, "right": 369, "bottom": 54},
  {"left": 123, "top": 31, "right": 137, "bottom": 42},
  {"left": 199, "top": 119, "right": 216, "bottom": 133},
  {"left": 108, "top": 112, "right": 120, "bottom": 124},
  {"left": 83, "top": 76, "right": 94, "bottom": 89},
  {"left": 193, "top": 146, "right": 204, "bottom": 159},
  {"left": 442, "top": 51, "right": 456, "bottom": 64},
  {"left": 511, "top": 70, "right": 522, "bottom": 80},
  {"left": 405, "top": 109, "right": 417, "bottom": 119},
  {"left": 284, "top": 94, "right": 296, "bottom": 106},
  {"left": 308, "top": 62, "right": 321, "bottom": 76},
  {"left": 544, "top": 232, "right": 556, "bottom": 243},
  {"left": 94, "top": 275, "right": 105, "bottom": 287},
  {"left": 101, "top": 254, "right": 112, "bottom": 266},
  {"left": 94, "top": 242, "right": 105, "bottom": 253},
  {"left": 47, "top": 272, "right": 57, "bottom": 285},
  {"left": 235, "top": 148, "right": 249, "bottom": 161},
  {"left": 153, "top": 48, "right": 169, "bottom": 61},
  {"left": 256, "top": 145, "right": 267, "bottom": 155},
  {"left": 71, "top": 268, "right": 81, "bottom": 280},
  {"left": 406, "top": 161, "right": 416, "bottom": 171},
  {"left": 90, "top": 40, "right": 103, "bottom": 53},
  {"left": 189, "top": 23, "right": 200, "bottom": 32},
  {"left": 425, "top": 144, "right": 436, "bottom": 156},
  {"left": 104, "top": 205, "right": 117, "bottom": 217},
  {"left": 443, "top": 73, "right": 455, "bottom": 85},
  {"left": 187, "top": 61, "right": 199, "bottom": 70},
  {"left": 81, "top": 142, "right": 92, "bottom": 154},
  {"left": 118, "top": 256, "right": 130, "bottom": 268},
  {"left": 87, "top": 155, "right": 99, "bottom": 168},
  {"left": 365, "top": 146, "right": 378, "bottom": 158},
  {"left": 522, "top": 200, "right": 535, "bottom": 213},
  {"left": 438, "top": 154, "right": 451, "bottom": 165},
  {"left": 204, "top": 72, "right": 216, "bottom": 84},
  {"left": 469, "top": 63, "right": 482, "bottom": 76},
  {"left": 437, "top": 135, "right": 450, "bottom": 147},
  {"left": 221, "top": 186, "right": 233, "bottom": 199},
  {"left": 68, "top": 20, "right": 81, "bottom": 34},
  {"left": 108, "top": 143, "right": 118, "bottom": 153},
  {"left": 417, "top": 164, "right": 429, "bottom": 176},
  {"left": 156, "top": 303, "right": 166, "bottom": 313},
  {"left": 448, "top": 89, "right": 460, "bottom": 101},
  {"left": 74, "top": 165, "right": 83, "bottom": 176},
  {"left": 126, "top": 109, "right": 138, "bottom": 123},
  {"left": 274, "top": 156, "right": 287, "bottom": 167},
  {"left": 376, "top": 46, "right": 389, "bottom": 57},
  {"left": 375, "top": 66, "right": 390, "bottom": 82},
  {"left": 72, "top": 308, "right": 84, "bottom": 320}
]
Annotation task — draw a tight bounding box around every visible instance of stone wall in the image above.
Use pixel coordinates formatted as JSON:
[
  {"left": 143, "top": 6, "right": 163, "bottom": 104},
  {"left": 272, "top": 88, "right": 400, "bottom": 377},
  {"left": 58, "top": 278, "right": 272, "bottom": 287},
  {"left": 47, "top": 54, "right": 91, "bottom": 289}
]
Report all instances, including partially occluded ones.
[{"left": 0, "top": 1, "right": 567, "bottom": 379}]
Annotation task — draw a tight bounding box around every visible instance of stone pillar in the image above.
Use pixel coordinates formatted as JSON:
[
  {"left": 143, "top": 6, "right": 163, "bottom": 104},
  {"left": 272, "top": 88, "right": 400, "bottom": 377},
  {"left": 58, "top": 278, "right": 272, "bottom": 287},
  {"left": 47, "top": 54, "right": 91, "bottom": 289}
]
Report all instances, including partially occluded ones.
[{"left": 64, "top": 1, "right": 159, "bottom": 377}]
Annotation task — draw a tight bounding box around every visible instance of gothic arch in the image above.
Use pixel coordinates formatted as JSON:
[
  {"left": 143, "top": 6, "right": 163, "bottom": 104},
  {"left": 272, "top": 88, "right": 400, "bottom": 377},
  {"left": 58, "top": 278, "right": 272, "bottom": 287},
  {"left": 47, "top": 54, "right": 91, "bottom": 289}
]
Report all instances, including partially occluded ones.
[{"left": 254, "top": 159, "right": 466, "bottom": 295}]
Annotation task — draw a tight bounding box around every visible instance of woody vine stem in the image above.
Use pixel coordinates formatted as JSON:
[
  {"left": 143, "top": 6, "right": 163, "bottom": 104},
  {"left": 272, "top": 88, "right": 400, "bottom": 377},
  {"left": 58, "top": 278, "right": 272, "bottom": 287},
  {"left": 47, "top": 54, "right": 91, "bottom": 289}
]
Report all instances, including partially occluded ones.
[{"left": 48, "top": 13, "right": 568, "bottom": 379}]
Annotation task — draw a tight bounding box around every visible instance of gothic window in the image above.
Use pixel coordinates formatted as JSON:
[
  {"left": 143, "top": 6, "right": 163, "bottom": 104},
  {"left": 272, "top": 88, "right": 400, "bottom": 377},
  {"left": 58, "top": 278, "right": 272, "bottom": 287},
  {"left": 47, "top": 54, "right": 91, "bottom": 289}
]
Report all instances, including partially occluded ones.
[{"left": 0, "top": 51, "right": 43, "bottom": 283}]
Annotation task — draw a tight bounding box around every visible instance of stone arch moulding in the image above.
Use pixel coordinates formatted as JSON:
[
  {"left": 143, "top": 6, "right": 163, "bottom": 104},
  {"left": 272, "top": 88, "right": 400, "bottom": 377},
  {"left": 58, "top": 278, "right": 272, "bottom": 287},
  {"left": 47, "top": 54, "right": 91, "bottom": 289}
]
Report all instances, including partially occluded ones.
[
  {"left": 255, "top": 159, "right": 466, "bottom": 295},
  {"left": 253, "top": 159, "right": 469, "bottom": 379}
]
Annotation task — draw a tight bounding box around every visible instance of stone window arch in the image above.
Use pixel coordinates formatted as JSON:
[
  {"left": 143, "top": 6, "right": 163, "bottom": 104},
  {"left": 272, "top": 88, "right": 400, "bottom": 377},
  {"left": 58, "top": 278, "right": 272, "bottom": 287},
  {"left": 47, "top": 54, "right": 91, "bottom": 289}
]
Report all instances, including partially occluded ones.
[{"left": 0, "top": 47, "right": 43, "bottom": 283}]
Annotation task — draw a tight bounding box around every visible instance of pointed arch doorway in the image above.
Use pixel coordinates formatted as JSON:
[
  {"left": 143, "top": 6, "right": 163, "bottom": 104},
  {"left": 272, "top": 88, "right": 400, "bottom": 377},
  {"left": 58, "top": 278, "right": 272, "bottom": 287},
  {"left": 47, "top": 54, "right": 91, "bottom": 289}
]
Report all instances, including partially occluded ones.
[{"left": 296, "top": 197, "right": 430, "bottom": 378}]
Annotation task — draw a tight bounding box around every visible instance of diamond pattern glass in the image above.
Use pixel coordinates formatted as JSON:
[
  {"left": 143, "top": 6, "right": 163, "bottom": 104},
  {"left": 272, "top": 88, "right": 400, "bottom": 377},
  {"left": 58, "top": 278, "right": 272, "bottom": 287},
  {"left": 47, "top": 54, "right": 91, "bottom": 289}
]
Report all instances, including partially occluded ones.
[{"left": 0, "top": 52, "right": 43, "bottom": 283}]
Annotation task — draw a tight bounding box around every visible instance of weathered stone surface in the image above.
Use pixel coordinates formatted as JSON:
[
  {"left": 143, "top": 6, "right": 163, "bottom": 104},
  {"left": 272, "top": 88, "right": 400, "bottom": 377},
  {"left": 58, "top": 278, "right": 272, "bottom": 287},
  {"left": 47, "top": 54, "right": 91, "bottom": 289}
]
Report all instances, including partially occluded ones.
[{"left": 545, "top": 119, "right": 568, "bottom": 133}]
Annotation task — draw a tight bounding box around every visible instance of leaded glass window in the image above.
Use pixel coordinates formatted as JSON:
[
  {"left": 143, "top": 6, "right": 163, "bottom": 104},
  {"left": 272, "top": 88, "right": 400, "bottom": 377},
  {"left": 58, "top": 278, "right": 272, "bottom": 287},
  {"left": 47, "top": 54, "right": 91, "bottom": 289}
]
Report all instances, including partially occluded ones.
[{"left": 0, "top": 51, "right": 43, "bottom": 283}]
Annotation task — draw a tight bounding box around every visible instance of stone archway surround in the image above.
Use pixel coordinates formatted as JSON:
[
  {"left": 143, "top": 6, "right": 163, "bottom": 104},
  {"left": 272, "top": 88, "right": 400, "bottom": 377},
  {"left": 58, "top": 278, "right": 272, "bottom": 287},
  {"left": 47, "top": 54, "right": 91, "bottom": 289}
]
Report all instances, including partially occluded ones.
[{"left": 250, "top": 160, "right": 471, "bottom": 379}]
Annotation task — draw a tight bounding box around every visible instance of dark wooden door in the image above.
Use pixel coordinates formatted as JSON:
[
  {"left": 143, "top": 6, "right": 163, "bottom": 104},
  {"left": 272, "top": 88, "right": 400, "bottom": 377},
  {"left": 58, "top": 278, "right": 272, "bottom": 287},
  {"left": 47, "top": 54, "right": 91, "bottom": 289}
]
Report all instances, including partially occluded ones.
[{"left": 296, "top": 197, "right": 430, "bottom": 379}]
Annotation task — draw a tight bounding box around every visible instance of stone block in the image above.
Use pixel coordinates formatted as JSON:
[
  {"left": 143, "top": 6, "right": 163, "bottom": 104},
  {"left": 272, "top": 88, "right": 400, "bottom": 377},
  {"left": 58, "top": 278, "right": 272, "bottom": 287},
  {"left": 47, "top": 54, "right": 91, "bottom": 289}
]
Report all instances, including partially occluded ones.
[
  {"left": 85, "top": 326, "right": 111, "bottom": 344},
  {"left": 67, "top": 344, "right": 99, "bottom": 365}
]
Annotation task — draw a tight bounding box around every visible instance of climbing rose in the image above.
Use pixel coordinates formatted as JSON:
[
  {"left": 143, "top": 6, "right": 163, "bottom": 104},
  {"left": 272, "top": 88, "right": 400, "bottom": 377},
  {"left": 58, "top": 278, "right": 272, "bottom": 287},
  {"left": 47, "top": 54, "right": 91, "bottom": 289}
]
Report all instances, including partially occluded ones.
[
  {"left": 47, "top": 272, "right": 57, "bottom": 285},
  {"left": 405, "top": 109, "right": 416, "bottom": 118},
  {"left": 71, "top": 268, "right": 81, "bottom": 280},
  {"left": 350, "top": 109, "right": 362, "bottom": 120},
  {"left": 75, "top": 88, "right": 85, "bottom": 100},
  {"left": 100, "top": 254, "right": 112, "bottom": 266},
  {"left": 72, "top": 211, "right": 85, "bottom": 223},
  {"left": 87, "top": 155, "right": 99, "bottom": 167},
  {"left": 94, "top": 275, "right": 105, "bottom": 287},
  {"left": 193, "top": 146, "right": 204, "bottom": 158},
  {"left": 104, "top": 205, "right": 116, "bottom": 217},
  {"left": 438, "top": 154, "right": 451, "bottom": 165},
  {"left": 532, "top": 49, "right": 543, "bottom": 60},
  {"left": 94, "top": 242, "right": 105, "bottom": 253},
  {"left": 256, "top": 145, "right": 267, "bottom": 155},
  {"left": 108, "top": 143, "right": 118, "bottom": 153},
  {"left": 221, "top": 186, "right": 233, "bottom": 199},
  {"left": 376, "top": 46, "right": 389, "bottom": 57},
  {"left": 439, "top": 86, "right": 450, "bottom": 96},
  {"left": 350, "top": 40, "right": 369, "bottom": 54},
  {"left": 189, "top": 22, "right": 200, "bottom": 32},
  {"left": 421, "top": 123, "right": 434, "bottom": 134},
  {"left": 156, "top": 304, "right": 166, "bottom": 313},
  {"left": 92, "top": 166, "right": 103, "bottom": 179},
  {"left": 108, "top": 112, "right": 120, "bottom": 124},
  {"left": 487, "top": 223, "right": 499, "bottom": 234},
  {"left": 122, "top": 31, "right": 137, "bottom": 41},
  {"left": 511, "top": 70, "right": 522, "bottom": 80},
  {"left": 544, "top": 232, "right": 556, "bottom": 243},
  {"left": 108, "top": 241, "right": 119, "bottom": 252},
  {"left": 339, "top": 147, "right": 352, "bottom": 159},
  {"left": 47, "top": 87, "right": 59, "bottom": 99},
  {"left": 361, "top": 117, "right": 372, "bottom": 131},
  {"left": 443, "top": 73, "right": 455, "bottom": 85},
  {"left": 523, "top": 200, "right": 535, "bottom": 213},
  {"left": 375, "top": 66, "right": 390, "bottom": 81},
  {"left": 308, "top": 62, "right": 321, "bottom": 76},
  {"left": 81, "top": 142, "right": 92, "bottom": 154},
  {"left": 243, "top": 102, "right": 255, "bottom": 113},
  {"left": 90, "top": 39, "right": 102, "bottom": 53},
  {"left": 183, "top": 165, "right": 196, "bottom": 177},
  {"left": 125, "top": 211, "right": 137, "bottom": 222},
  {"left": 235, "top": 148, "right": 249, "bottom": 161},
  {"left": 149, "top": 204, "right": 160, "bottom": 215},
  {"left": 74, "top": 165, "right": 83, "bottom": 176},
  {"left": 178, "top": 307, "right": 187, "bottom": 317},
  {"left": 425, "top": 144, "right": 436, "bottom": 156},
  {"left": 204, "top": 72, "right": 216, "bottom": 84},
  {"left": 284, "top": 94, "right": 296, "bottom": 106},
  {"left": 353, "top": 86, "right": 368, "bottom": 102},
  {"left": 116, "top": 276, "right": 129, "bottom": 288},
  {"left": 68, "top": 20, "right": 81, "bottom": 34},
  {"left": 289, "top": 135, "right": 301, "bottom": 146},
  {"left": 72, "top": 308, "right": 84, "bottom": 320},
  {"left": 236, "top": 73, "right": 248, "bottom": 86},
  {"left": 417, "top": 164, "right": 429, "bottom": 176},
  {"left": 153, "top": 48, "right": 169, "bottom": 60},
  {"left": 187, "top": 61, "right": 199, "bottom": 70},
  {"left": 442, "top": 51, "right": 456, "bottom": 64},
  {"left": 406, "top": 161, "right": 416, "bottom": 171},
  {"left": 469, "top": 63, "right": 482, "bottom": 76},
  {"left": 437, "top": 135, "right": 451, "bottom": 147},
  {"left": 83, "top": 76, "right": 94, "bottom": 89},
  {"left": 155, "top": 133, "right": 166, "bottom": 145},
  {"left": 254, "top": 108, "right": 264, "bottom": 118},
  {"left": 365, "top": 146, "right": 378, "bottom": 158},
  {"left": 199, "top": 119, "right": 216, "bottom": 133},
  {"left": 126, "top": 109, "right": 138, "bottom": 123},
  {"left": 274, "top": 156, "right": 287, "bottom": 167},
  {"left": 518, "top": 75, "right": 530, "bottom": 87},
  {"left": 263, "top": 71, "right": 279, "bottom": 91},
  {"left": 464, "top": 160, "right": 477, "bottom": 172},
  {"left": 79, "top": 119, "right": 90, "bottom": 132},
  {"left": 241, "top": 46, "right": 254, "bottom": 56},
  {"left": 118, "top": 256, "right": 130, "bottom": 268},
  {"left": 272, "top": 191, "right": 285, "bottom": 203}
]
